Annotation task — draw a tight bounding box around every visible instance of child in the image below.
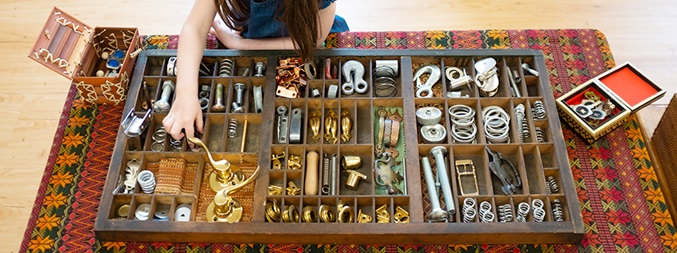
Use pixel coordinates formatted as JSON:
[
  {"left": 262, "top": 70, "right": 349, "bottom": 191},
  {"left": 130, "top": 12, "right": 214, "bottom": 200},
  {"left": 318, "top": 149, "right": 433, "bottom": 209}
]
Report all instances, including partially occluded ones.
[{"left": 162, "top": 0, "right": 349, "bottom": 142}]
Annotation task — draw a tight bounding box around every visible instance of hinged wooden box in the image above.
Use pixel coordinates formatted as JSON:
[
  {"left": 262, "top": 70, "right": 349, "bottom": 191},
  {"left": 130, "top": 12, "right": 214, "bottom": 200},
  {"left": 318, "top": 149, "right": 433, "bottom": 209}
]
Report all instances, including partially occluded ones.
[
  {"left": 556, "top": 62, "right": 665, "bottom": 143},
  {"left": 29, "top": 7, "right": 140, "bottom": 105}
]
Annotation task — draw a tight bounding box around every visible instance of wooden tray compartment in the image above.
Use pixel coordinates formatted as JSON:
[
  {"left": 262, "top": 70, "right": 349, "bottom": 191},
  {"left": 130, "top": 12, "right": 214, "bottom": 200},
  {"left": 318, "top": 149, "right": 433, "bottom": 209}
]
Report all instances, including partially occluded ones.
[{"left": 95, "top": 49, "right": 582, "bottom": 244}]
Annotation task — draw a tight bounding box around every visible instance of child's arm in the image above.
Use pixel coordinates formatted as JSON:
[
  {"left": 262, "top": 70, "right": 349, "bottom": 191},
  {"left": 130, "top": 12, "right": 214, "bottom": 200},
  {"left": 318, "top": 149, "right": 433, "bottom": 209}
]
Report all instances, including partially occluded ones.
[
  {"left": 163, "top": 0, "right": 218, "bottom": 141},
  {"left": 212, "top": 2, "right": 337, "bottom": 49}
]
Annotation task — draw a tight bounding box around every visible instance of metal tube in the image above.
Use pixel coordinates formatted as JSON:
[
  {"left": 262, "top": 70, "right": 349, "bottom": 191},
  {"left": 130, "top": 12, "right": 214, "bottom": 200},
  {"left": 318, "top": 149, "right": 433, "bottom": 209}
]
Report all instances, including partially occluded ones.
[
  {"left": 421, "top": 157, "right": 447, "bottom": 222},
  {"left": 430, "top": 146, "right": 456, "bottom": 215}
]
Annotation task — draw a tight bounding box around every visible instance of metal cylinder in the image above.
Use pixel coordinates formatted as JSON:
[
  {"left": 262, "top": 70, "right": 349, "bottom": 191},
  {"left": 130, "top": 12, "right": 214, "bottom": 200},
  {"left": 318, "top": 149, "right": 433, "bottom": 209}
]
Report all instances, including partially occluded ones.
[
  {"left": 430, "top": 146, "right": 456, "bottom": 215},
  {"left": 212, "top": 83, "right": 226, "bottom": 112},
  {"left": 234, "top": 83, "right": 246, "bottom": 105},
  {"left": 421, "top": 157, "right": 447, "bottom": 222}
]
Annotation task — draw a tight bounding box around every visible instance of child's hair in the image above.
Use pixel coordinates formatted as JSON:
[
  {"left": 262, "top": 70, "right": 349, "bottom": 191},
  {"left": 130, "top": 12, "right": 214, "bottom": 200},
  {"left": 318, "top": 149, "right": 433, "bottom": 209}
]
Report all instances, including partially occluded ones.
[{"left": 214, "top": 0, "right": 320, "bottom": 60}]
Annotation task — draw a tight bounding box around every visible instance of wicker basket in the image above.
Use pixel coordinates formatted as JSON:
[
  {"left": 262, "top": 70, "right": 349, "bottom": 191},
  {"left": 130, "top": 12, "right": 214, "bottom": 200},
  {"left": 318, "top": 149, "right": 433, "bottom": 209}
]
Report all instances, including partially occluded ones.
[{"left": 651, "top": 94, "right": 677, "bottom": 223}]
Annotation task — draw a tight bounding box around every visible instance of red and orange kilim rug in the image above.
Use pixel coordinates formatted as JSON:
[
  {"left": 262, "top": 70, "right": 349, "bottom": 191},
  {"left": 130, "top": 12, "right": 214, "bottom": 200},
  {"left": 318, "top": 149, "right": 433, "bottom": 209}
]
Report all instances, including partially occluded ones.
[{"left": 20, "top": 30, "right": 677, "bottom": 252}]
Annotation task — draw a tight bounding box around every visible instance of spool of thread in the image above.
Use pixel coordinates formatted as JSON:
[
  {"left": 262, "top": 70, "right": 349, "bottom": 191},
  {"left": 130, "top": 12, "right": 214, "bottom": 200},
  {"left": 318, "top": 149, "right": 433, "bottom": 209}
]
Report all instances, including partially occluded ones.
[{"left": 305, "top": 150, "right": 319, "bottom": 195}]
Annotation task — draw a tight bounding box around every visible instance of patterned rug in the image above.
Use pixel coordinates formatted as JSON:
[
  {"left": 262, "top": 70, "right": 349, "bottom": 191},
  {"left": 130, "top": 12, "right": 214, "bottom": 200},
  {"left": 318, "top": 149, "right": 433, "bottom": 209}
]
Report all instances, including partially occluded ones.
[{"left": 20, "top": 30, "right": 677, "bottom": 252}]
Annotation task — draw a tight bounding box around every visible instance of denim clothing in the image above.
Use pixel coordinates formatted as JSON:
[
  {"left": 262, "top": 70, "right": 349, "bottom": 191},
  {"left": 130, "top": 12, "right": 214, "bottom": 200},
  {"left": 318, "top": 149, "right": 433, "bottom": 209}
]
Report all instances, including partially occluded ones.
[{"left": 242, "top": 0, "right": 349, "bottom": 39}]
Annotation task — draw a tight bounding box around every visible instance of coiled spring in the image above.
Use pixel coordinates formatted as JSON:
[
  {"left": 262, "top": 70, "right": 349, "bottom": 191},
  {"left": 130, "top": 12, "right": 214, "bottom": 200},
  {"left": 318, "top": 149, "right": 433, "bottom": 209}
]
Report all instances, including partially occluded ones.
[
  {"left": 137, "top": 170, "right": 156, "bottom": 194},
  {"left": 449, "top": 105, "right": 477, "bottom": 144},
  {"left": 497, "top": 204, "right": 513, "bottom": 222},
  {"left": 514, "top": 104, "right": 529, "bottom": 143},
  {"left": 227, "top": 118, "right": 238, "bottom": 138},
  {"left": 546, "top": 176, "right": 560, "bottom": 194},
  {"left": 551, "top": 199, "right": 565, "bottom": 222},
  {"left": 462, "top": 198, "right": 476, "bottom": 223},
  {"left": 535, "top": 127, "right": 546, "bottom": 143},
  {"left": 516, "top": 202, "right": 530, "bottom": 222},
  {"left": 532, "top": 100, "right": 546, "bottom": 120},
  {"left": 532, "top": 199, "right": 545, "bottom": 222},
  {"left": 478, "top": 201, "right": 494, "bottom": 223},
  {"left": 219, "top": 58, "right": 235, "bottom": 77}
]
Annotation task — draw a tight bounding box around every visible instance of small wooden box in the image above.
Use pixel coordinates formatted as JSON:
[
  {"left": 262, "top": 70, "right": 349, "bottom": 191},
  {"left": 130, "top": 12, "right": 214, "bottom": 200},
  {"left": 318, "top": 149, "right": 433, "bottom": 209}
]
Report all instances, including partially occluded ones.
[
  {"left": 29, "top": 7, "right": 140, "bottom": 105},
  {"left": 556, "top": 62, "right": 665, "bottom": 143}
]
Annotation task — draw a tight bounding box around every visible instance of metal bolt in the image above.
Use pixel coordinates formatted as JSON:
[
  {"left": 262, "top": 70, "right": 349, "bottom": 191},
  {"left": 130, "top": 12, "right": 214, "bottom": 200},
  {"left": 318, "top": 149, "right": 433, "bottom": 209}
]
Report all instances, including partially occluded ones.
[
  {"left": 211, "top": 83, "right": 226, "bottom": 112},
  {"left": 231, "top": 102, "right": 243, "bottom": 113},
  {"left": 153, "top": 80, "right": 174, "bottom": 113},
  {"left": 254, "top": 61, "right": 265, "bottom": 77},
  {"left": 234, "top": 83, "right": 246, "bottom": 105},
  {"left": 421, "top": 157, "right": 448, "bottom": 222},
  {"left": 430, "top": 146, "right": 456, "bottom": 216}
]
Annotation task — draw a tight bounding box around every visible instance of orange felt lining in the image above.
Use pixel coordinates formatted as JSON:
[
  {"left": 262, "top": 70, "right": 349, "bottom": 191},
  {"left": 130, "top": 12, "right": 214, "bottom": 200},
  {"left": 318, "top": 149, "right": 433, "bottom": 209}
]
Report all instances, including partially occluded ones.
[
  {"left": 600, "top": 66, "right": 659, "bottom": 108},
  {"left": 564, "top": 84, "right": 623, "bottom": 129}
]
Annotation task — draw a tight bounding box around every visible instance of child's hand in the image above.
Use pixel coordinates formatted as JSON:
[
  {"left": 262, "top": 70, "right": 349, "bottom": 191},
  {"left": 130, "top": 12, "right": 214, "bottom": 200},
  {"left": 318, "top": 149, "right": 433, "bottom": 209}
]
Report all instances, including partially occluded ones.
[
  {"left": 162, "top": 94, "right": 204, "bottom": 144},
  {"left": 210, "top": 17, "right": 243, "bottom": 48}
]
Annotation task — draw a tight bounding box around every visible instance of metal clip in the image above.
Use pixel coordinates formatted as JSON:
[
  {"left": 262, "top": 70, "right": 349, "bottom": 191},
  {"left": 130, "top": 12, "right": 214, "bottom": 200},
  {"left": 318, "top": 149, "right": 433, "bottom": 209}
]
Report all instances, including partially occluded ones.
[
  {"left": 394, "top": 206, "right": 410, "bottom": 223},
  {"left": 267, "top": 185, "right": 283, "bottom": 195},
  {"left": 486, "top": 147, "right": 522, "bottom": 195},
  {"left": 455, "top": 159, "right": 479, "bottom": 196},
  {"left": 376, "top": 204, "right": 390, "bottom": 223},
  {"left": 289, "top": 108, "right": 303, "bottom": 144},
  {"left": 121, "top": 108, "right": 152, "bottom": 137},
  {"left": 414, "top": 64, "right": 441, "bottom": 98},
  {"left": 288, "top": 155, "right": 302, "bottom": 170}
]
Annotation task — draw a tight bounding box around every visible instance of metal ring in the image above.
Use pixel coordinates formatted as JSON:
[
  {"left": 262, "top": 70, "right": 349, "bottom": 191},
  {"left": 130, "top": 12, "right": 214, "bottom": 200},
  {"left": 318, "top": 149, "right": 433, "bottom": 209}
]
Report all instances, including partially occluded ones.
[
  {"left": 337, "top": 205, "right": 354, "bottom": 223},
  {"left": 302, "top": 206, "right": 317, "bottom": 223},
  {"left": 319, "top": 205, "right": 335, "bottom": 223},
  {"left": 150, "top": 142, "right": 164, "bottom": 152}
]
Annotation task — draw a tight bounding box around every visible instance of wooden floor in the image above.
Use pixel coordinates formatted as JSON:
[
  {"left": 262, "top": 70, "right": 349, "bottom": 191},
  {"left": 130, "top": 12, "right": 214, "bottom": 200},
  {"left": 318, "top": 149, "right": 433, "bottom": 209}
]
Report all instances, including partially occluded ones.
[{"left": 1, "top": 0, "right": 675, "bottom": 250}]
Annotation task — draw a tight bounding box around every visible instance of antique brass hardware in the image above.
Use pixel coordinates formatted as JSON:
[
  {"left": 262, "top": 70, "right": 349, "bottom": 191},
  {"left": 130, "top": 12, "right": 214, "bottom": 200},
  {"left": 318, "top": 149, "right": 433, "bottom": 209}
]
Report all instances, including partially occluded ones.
[
  {"left": 267, "top": 185, "right": 283, "bottom": 196},
  {"left": 271, "top": 151, "right": 286, "bottom": 170},
  {"left": 324, "top": 109, "right": 338, "bottom": 144},
  {"left": 282, "top": 204, "right": 299, "bottom": 223},
  {"left": 319, "top": 204, "right": 335, "bottom": 223},
  {"left": 376, "top": 204, "right": 390, "bottom": 223},
  {"left": 394, "top": 206, "right": 410, "bottom": 223},
  {"left": 344, "top": 170, "right": 367, "bottom": 190},
  {"left": 286, "top": 181, "right": 301, "bottom": 196},
  {"left": 340, "top": 110, "right": 352, "bottom": 142},
  {"left": 309, "top": 110, "right": 322, "bottom": 142},
  {"left": 341, "top": 156, "right": 361, "bottom": 170},
  {"left": 302, "top": 206, "right": 317, "bottom": 223},
  {"left": 357, "top": 209, "right": 372, "bottom": 223},
  {"left": 288, "top": 155, "right": 301, "bottom": 170},
  {"left": 455, "top": 159, "right": 479, "bottom": 196},
  {"left": 265, "top": 200, "right": 281, "bottom": 222},
  {"left": 337, "top": 201, "right": 354, "bottom": 223},
  {"left": 206, "top": 166, "right": 260, "bottom": 223},
  {"left": 189, "top": 137, "right": 244, "bottom": 192}
]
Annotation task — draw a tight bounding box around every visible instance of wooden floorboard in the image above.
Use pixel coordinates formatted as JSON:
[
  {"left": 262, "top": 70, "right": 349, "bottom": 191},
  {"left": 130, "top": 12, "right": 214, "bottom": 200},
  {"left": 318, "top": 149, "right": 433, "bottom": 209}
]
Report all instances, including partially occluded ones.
[{"left": 2, "top": 1, "right": 675, "bottom": 251}]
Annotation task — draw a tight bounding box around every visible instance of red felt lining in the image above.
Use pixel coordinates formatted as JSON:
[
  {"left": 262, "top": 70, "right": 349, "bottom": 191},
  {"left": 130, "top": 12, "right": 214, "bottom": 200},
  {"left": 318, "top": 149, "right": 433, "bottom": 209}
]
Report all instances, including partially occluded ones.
[{"left": 600, "top": 66, "right": 659, "bottom": 108}]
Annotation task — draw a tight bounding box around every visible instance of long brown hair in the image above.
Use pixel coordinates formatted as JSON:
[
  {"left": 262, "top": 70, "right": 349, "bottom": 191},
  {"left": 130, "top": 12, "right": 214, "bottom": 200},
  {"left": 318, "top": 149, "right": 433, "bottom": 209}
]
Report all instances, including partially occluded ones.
[{"left": 214, "top": 0, "right": 320, "bottom": 60}]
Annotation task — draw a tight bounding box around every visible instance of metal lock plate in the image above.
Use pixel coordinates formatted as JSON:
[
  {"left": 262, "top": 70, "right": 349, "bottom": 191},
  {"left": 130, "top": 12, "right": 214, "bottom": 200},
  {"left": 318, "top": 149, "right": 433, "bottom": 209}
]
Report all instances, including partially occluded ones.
[{"left": 276, "top": 106, "right": 289, "bottom": 144}]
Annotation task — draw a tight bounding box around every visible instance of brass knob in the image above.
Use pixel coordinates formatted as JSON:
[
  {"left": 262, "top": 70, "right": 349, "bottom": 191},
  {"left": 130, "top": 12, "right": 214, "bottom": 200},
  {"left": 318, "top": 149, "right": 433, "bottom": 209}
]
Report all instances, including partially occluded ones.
[
  {"left": 188, "top": 137, "right": 244, "bottom": 191},
  {"left": 206, "top": 166, "right": 260, "bottom": 223}
]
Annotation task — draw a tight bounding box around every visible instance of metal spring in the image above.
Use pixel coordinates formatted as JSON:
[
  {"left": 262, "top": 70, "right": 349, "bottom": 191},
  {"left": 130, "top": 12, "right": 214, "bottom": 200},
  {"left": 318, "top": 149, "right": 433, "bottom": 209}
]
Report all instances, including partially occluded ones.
[
  {"left": 515, "top": 104, "right": 529, "bottom": 143},
  {"left": 219, "top": 58, "right": 234, "bottom": 77},
  {"left": 478, "top": 201, "right": 493, "bottom": 223},
  {"left": 532, "top": 207, "right": 546, "bottom": 222},
  {"left": 535, "top": 127, "right": 546, "bottom": 143},
  {"left": 463, "top": 207, "right": 476, "bottom": 223},
  {"left": 516, "top": 202, "right": 530, "bottom": 222},
  {"left": 551, "top": 199, "right": 565, "bottom": 222},
  {"left": 546, "top": 176, "right": 560, "bottom": 194},
  {"left": 532, "top": 100, "right": 546, "bottom": 119},
  {"left": 462, "top": 198, "right": 477, "bottom": 223},
  {"left": 227, "top": 118, "right": 238, "bottom": 138},
  {"left": 531, "top": 199, "right": 546, "bottom": 222},
  {"left": 498, "top": 204, "right": 513, "bottom": 222}
]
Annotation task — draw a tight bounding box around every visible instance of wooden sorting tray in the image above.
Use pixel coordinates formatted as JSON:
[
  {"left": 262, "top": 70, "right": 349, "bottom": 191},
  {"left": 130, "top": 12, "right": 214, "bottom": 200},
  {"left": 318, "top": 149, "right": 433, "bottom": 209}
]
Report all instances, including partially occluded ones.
[{"left": 94, "top": 49, "right": 583, "bottom": 244}]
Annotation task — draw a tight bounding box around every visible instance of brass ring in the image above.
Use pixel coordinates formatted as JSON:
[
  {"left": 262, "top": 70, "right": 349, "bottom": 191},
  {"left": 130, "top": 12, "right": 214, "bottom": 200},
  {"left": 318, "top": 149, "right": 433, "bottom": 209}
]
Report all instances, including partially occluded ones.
[
  {"left": 265, "top": 201, "right": 281, "bottom": 222},
  {"left": 282, "top": 204, "right": 298, "bottom": 223},
  {"left": 338, "top": 205, "right": 354, "bottom": 223},
  {"left": 319, "top": 204, "right": 335, "bottom": 223},
  {"left": 302, "top": 206, "right": 317, "bottom": 223}
]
